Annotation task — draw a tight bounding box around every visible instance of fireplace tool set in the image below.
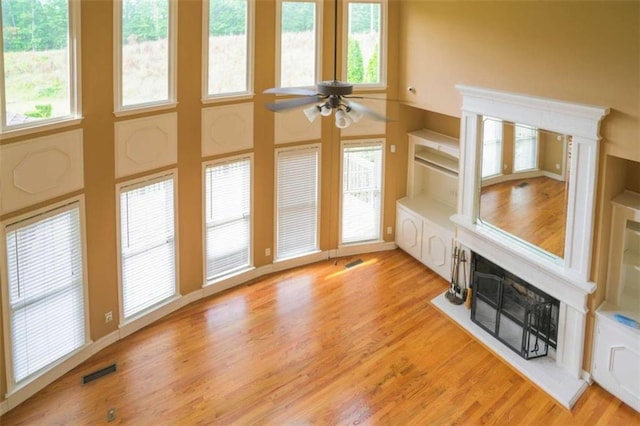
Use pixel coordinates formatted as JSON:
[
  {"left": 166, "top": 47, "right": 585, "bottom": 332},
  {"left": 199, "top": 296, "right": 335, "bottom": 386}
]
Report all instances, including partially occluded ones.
[{"left": 446, "top": 245, "right": 468, "bottom": 305}]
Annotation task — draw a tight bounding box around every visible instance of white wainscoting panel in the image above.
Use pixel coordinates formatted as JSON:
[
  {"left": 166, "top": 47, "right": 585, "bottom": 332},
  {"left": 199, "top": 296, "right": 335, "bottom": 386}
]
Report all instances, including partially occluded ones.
[
  {"left": 202, "top": 103, "right": 253, "bottom": 157},
  {"left": 340, "top": 95, "right": 387, "bottom": 137},
  {"left": 115, "top": 112, "right": 178, "bottom": 178},
  {"left": 274, "top": 105, "right": 321, "bottom": 144},
  {"left": 0, "top": 129, "right": 84, "bottom": 214}
]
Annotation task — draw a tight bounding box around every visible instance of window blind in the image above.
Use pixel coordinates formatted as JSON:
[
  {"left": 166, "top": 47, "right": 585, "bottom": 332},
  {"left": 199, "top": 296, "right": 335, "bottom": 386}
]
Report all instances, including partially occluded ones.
[
  {"left": 5, "top": 203, "right": 86, "bottom": 385},
  {"left": 120, "top": 176, "right": 176, "bottom": 319},
  {"left": 276, "top": 145, "right": 319, "bottom": 260},
  {"left": 205, "top": 157, "right": 251, "bottom": 280},
  {"left": 514, "top": 124, "right": 538, "bottom": 172},
  {"left": 341, "top": 142, "right": 383, "bottom": 244}
]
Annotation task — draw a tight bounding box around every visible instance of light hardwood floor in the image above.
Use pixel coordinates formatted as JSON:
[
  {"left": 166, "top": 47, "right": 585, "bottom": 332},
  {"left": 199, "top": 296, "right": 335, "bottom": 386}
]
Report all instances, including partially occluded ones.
[
  {"left": 480, "top": 176, "right": 566, "bottom": 258},
  {"left": 1, "top": 250, "right": 638, "bottom": 425}
]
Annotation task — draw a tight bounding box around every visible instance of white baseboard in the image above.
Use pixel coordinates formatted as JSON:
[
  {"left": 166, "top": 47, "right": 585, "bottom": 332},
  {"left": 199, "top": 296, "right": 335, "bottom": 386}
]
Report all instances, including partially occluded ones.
[
  {"left": 0, "top": 399, "right": 7, "bottom": 416},
  {"left": 331, "top": 241, "right": 397, "bottom": 258}
]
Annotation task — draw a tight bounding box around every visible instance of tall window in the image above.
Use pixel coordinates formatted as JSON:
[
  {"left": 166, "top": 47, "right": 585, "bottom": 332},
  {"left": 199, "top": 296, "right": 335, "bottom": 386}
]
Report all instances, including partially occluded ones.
[
  {"left": 482, "top": 117, "right": 503, "bottom": 178},
  {"left": 2, "top": 201, "right": 87, "bottom": 388},
  {"left": 118, "top": 174, "right": 177, "bottom": 320},
  {"left": 514, "top": 124, "right": 538, "bottom": 172},
  {"left": 277, "top": 0, "right": 320, "bottom": 88},
  {"left": 204, "top": 0, "right": 252, "bottom": 98},
  {"left": 115, "top": 0, "right": 177, "bottom": 111},
  {"left": 204, "top": 157, "right": 252, "bottom": 281},
  {"left": 344, "top": 0, "right": 385, "bottom": 86},
  {"left": 341, "top": 141, "right": 383, "bottom": 244},
  {"left": 275, "top": 145, "right": 320, "bottom": 260},
  {"left": 0, "top": 0, "right": 80, "bottom": 131}
]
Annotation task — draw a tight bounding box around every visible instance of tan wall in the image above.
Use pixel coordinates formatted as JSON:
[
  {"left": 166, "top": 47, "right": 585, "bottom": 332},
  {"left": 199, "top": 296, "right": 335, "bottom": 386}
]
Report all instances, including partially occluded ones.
[
  {"left": 397, "top": 0, "right": 639, "bottom": 372},
  {"left": 0, "top": 0, "right": 403, "bottom": 402}
]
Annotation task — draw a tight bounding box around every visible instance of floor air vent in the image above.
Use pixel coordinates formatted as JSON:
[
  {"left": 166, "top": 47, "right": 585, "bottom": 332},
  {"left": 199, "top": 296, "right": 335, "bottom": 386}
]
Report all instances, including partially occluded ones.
[
  {"left": 345, "top": 258, "right": 363, "bottom": 269},
  {"left": 82, "top": 363, "right": 117, "bottom": 385}
]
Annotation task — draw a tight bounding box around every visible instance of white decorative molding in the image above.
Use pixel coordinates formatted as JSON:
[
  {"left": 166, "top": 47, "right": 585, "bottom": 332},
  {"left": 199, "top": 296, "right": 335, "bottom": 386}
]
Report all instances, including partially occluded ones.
[
  {"left": 274, "top": 105, "right": 321, "bottom": 144},
  {"left": 202, "top": 103, "right": 254, "bottom": 157},
  {"left": 451, "top": 85, "right": 609, "bottom": 405},
  {"left": 340, "top": 95, "right": 387, "bottom": 137},
  {"left": 114, "top": 112, "right": 177, "bottom": 178},
  {"left": 0, "top": 129, "right": 84, "bottom": 214}
]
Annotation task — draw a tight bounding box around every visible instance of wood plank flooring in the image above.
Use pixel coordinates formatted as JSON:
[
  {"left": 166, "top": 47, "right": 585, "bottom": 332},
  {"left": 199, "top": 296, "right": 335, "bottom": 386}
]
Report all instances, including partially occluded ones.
[
  {"left": 2, "top": 249, "right": 638, "bottom": 425},
  {"left": 480, "top": 176, "right": 566, "bottom": 258}
]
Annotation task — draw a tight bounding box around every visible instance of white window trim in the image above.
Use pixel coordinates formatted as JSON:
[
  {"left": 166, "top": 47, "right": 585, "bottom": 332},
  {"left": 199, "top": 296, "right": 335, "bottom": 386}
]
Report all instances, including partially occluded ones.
[
  {"left": 339, "top": 138, "right": 385, "bottom": 247},
  {"left": 0, "top": 195, "right": 90, "bottom": 395},
  {"left": 0, "top": 0, "right": 82, "bottom": 136},
  {"left": 341, "top": 0, "right": 387, "bottom": 89},
  {"left": 482, "top": 117, "right": 504, "bottom": 179},
  {"left": 274, "top": 143, "right": 322, "bottom": 262},
  {"left": 115, "top": 169, "right": 180, "bottom": 326},
  {"left": 201, "top": 0, "right": 255, "bottom": 101},
  {"left": 113, "top": 0, "right": 178, "bottom": 115},
  {"left": 201, "top": 153, "right": 254, "bottom": 285},
  {"left": 275, "top": 0, "right": 323, "bottom": 90}
]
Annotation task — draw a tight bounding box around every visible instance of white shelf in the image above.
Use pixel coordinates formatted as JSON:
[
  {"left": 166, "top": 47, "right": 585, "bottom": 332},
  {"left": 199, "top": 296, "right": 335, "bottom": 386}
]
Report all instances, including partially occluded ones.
[
  {"left": 415, "top": 149, "right": 459, "bottom": 175},
  {"left": 408, "top": 129, "right": 460, "bottom": 158},
  {"left": 596, "top": 301, "right": 640, "bottom": 336},
  {"left": 397, "top": 195, "right": 456, "bottom": 232}
]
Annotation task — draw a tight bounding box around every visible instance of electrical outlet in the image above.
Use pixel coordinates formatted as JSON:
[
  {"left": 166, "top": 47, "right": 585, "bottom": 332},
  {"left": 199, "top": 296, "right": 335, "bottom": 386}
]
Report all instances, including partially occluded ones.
[
  {"left": 555, "top": 163, "right": 561, "bottom": 170},
  {"left": 107, "top": 408, "right": 116, "bottom": 422},
  {"left": 386, "top": 226, "right": 393, "bottom": 235},
  {"left": 105, "top": 311, "right": 113, "bottom": 323},
  {"left": 265, "top": 248, "right": 271, "bottom": 256},
  {"left": 390, "top": 144, "right": 396, "bottom": 153}
]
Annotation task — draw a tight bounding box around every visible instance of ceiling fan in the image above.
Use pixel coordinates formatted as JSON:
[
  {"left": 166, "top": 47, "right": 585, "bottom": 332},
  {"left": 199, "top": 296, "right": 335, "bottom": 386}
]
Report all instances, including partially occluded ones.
[{"left": 263, "top": 0, "right": 389, "bottom": 129}]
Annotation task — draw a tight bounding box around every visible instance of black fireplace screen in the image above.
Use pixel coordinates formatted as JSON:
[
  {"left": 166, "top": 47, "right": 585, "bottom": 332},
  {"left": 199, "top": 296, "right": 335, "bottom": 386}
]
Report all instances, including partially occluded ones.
[{"left": 471, "top": 253, "right": 559, "bottom": 360}]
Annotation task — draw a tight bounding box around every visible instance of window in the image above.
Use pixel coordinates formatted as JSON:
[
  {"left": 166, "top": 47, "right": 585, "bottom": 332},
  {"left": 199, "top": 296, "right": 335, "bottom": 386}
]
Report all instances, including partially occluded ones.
[
  {"left": 2, "top": 201, "right": 87, "bottom": 387},
  {"left": 275, "top": 144, "right": 320, "bottom": 260},
  {"left": 514, "top": 124, "right": 538, "bottom": 172},
  {"left": 277, "top": 0, "right": 320, "bottom": 88},
  {"left": 204, "top": 156, "right": 252, "bottom": 281},
  {"left": 482, "top": 117, "right": 503, "bottom": 178},
  {"left": 118, "top": 174, "right": 177, "bottom": 320},
  {"left": 0, "top": 0, "right": 80, "bottom": 131},
  {"left": 341, "top": 141, "right": 383, "bottom": 244},
  {"left": 344, "top": 0, "right": 385, "bottom": 86},
  {"left": 115, "top": 0, "right": 177, "bottom": 111},
  {"left": 204, "top": 0, "right": 253, "bottom": 98}
]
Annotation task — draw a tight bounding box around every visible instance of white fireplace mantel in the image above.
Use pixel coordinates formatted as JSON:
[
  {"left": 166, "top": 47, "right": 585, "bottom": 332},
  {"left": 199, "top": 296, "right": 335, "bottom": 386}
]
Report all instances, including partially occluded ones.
[{"left": 447, "top": 85, "right": 609, "bottom": 406}]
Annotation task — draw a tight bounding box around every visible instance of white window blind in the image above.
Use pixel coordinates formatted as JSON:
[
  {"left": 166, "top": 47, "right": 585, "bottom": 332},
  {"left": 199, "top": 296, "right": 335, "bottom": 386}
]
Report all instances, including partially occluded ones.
[
  {"left": 5, "top": 203, "right": 86, "bottom": 385},
  {"left": 514, "top": 124, "right": 538, "bottom": 172},
  {"left": 205, "top": 157, "right": 251, "bottom": 280},
  {"left": 482, "top": 117, "right": 503, "bottom": 178},
  {"left": 119, "top": 175, "right": 176, "bottom": 319},
  {"left": 341, "top": 142, "right": 383, "bottom": 244},
  {"left": 276, "top": 145, "right": 319, "bottom": 260}
]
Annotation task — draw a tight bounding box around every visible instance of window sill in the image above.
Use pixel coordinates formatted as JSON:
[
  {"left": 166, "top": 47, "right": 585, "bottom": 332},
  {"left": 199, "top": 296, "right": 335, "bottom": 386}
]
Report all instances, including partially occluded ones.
[
  {"left": 201, "top": 93, "right": 255, "bottom": 105},
  {"left": 114, "top": 102, "right": 178, "bottom": 118},
  {"left": 0, "top": 117, "right": 83, "bottom": 141}
]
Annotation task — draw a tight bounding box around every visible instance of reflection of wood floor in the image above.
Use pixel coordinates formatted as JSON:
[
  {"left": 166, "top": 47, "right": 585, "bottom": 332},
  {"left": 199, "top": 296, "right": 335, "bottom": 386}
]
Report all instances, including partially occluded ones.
[
  {"left": 480, "top": 176, "right": 566, "bottom": 258},
  {"left": 1, "top": 250, "right": 637, "bottom": 424}
]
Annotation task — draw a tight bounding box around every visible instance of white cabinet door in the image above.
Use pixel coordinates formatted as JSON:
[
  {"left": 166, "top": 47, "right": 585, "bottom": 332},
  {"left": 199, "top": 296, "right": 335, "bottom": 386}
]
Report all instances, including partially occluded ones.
[
  {"left": 422, "top": 220, "right": 452, "bottom": 281},
  {"left": 396, "top": 206, "right": 422, "bottom": 260},
  {"left": 592, "top": 314, "right": 640, "bottom": 412}
]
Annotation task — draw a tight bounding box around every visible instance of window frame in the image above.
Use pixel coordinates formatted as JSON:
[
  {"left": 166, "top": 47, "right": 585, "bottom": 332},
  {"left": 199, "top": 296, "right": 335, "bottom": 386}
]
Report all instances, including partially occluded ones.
[
  {"left": 0, "top": 196, "right": 90, "bottom": 392},
  {"left": 274, "top": 143, "right": 321, "bottom": 261},
  {"left": 113, "top": 0, "right": 178, "bottom": 116},
  {"left": 339, "top": 139, "right": 385, "bottom": 246},
  {"left": 342, "top": 0, "right": 387, "bottom": 89},
  {"left": 115, "top": 170, "right": 179, "bottom": 324},
  {"left": 202, "top": 154, "right": 254, "bottom": 284},
  {"left": 0, "top": 0, "right": 82, "bottom": 137},
  {"left": 275, "top": 0, "right": 323, "bottom": 90},
  {"left": 202, "top": 0, "right": 255, "bottom": 102},
  {"left": 513, "top": 124, "right": 539, "bottom": 173}
]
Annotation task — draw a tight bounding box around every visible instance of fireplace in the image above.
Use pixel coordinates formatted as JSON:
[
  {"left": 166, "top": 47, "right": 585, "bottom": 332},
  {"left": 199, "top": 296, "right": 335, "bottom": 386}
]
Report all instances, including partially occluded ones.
[{"left": 471, "top": 253, "right": 560, "bottom": 360}]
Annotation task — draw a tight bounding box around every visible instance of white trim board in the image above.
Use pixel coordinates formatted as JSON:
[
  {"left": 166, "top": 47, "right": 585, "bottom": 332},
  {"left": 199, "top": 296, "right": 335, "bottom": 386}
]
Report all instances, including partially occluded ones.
[{"left": 431, "top": 291, "right": 588, "bottom": 409}]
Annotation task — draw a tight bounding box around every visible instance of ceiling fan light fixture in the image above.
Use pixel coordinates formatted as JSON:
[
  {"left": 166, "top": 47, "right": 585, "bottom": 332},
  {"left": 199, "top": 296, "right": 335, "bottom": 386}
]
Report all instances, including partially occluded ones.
[
  {"left": 335, "top": 109, "right": 351, "bottom": 129},
  {"left": 320, "top": 103, "right": 333, "bottom": 117},
  {"left": 346, "top": 107, "right": 363, "bottom": 123},
  {"left": 303, "top": 105, "right": 321, "bottom": 122}
]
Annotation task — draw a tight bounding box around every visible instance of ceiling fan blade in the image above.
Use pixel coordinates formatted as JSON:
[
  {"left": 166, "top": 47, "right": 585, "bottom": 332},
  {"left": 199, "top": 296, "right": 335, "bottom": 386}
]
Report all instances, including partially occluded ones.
[
  {"left": 264, "top": 87, "right": 320, "bottom": 97},
  {"left": 343, "top": 99, "right": 391, "bottom": 122},
  {"left": 265, "top": 96, "right": 321, "bottom": 112}
]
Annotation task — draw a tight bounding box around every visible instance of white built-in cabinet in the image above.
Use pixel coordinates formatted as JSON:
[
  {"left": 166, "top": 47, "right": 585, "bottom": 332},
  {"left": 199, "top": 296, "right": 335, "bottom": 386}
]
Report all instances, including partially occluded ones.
[
  {"left": 592, "top": 190, "right": 640, "bottom": 412},
  {"left": 396, "top": 129, "right": 459, "bottom": 281}
]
